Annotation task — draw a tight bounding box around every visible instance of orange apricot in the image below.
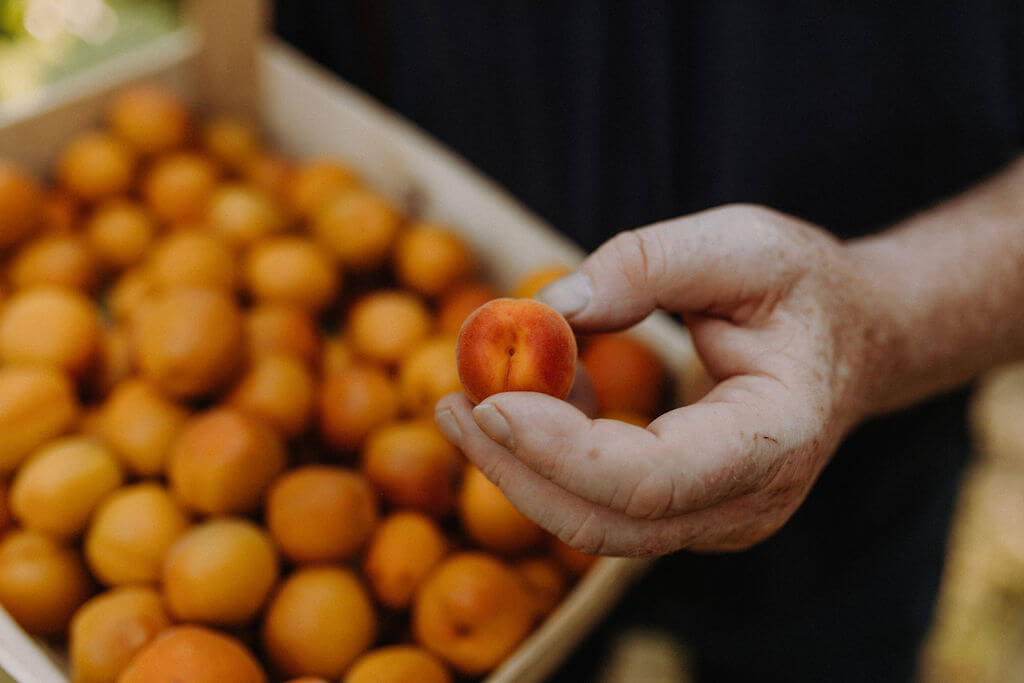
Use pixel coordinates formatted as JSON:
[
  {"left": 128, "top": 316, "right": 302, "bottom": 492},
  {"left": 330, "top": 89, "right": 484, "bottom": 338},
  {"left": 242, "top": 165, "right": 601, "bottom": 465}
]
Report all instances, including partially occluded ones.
[
  {"left": 456, "top": 298, "right": 577, "bottom": 404},
  {"left": 394, "top": 223, "right": 474, "bottom": 297},
  {"left": 288, "top": 159, "right": 360, "bottom": 217},
  {"left": 412, "top": 552, "right": 534, "bottom": 676},
  {"left": 10, "top": 235, "right": 99, "bottom": 292},
  {"left": 458, "top": 465, "right": 544, "bottom": 555},
  {"left": 347, "top": 290, "right": 432, "bottom": 365},
  {"left": 513, "top": 264, "right": 572, "bottom": 299},
  {"left": 264, "top": 465, "right": 378, "bottom": 564},
  {"left": 97, "top": 379, "right": 188, "bottom": 476},
  {"left": 345, "top": 646, "right": 452, "bottom": 683},
  {"left": 245, "top": 304, "right": 320, "bottom": 367},
  {"left": 38, "top": 188, "right": 79, "bottom": 236},
  {"left": 363, "top": 511, "right": 447, "bottom": 609},
  {"left": 0, "top": 160, "right": 43, "bottom": 248},
  {"left": 118, "top": 626, "right": 267, "bottom": 683},
  {"left": 549, "top": 536, "right": 599, "bottom": 576},
  {"left": 88, "top": 324, "right": 136, "bottom": 397},
  {"left": 201, "top": 116, "right": 260, "bottom": 169},
  {"left": 147, "top": 231, "right": 237, "bottom": 292},
  {"left": 262, "top": 566, "right": 377, "bottom": 679},
  {"left": 313, "top": 190, "right": 401, "bottom": 271},
  {"left": 105, "top": 266, "right": 155, "bottom": 325},
  {"left": 0, "top": 365, "right": 78, "bottom": 472},
  {"left": 581, "top": 333, "right": 666, "bottom": 417},
  {"left": 320, "top": 335, "right": 355, "bottom": 375},
  {"left": 398, "top": 336, "right": 461, "bottom": 415},
  {"left": 108, "top": 85, "right": 190, "bottom": 155},
  {"left": 84, "top": 199, "right": 157, "bottom": 271},
  {"left": 206, "top": 182, "right": 287, "bottom": 248},
  {"left": 242, "top": 153, "right": 295, "bottom": 200},
  {"left": 142, "top": 152, "right": 219, "bottom": 223},
  {"left": 0, "top": 287, "right": 102, "bottom": 377},
  {"left": 438, "top": 282, "right": 499, "bottom": 336},
  {"left": 319, "top": 364, "right": 399, "bottom": 451},
  {"left": 57, "top": 132, "right": 135, "bottom": 202},
  {"left": 227, "top": 353, "right": 316, "bottom": 437},
  {"left": 244, "top": 236, "right": 338, "bottom": 312},
  {"left": 515, "top": 557, "right": 567, "bottom": 617}
]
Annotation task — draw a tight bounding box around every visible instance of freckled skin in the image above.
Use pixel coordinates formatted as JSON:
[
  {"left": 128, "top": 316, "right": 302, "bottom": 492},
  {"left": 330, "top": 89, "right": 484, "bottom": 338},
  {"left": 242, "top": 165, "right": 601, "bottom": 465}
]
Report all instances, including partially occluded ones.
[{"left": 456, "top": 299, "right": 577, "bottom": 404}]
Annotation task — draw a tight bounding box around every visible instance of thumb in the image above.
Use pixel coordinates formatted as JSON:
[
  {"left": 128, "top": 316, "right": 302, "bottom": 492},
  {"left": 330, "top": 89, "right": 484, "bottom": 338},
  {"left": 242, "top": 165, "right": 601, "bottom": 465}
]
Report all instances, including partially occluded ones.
[{"left": 537, "top": 204, "right": 805, "bottom": 332}]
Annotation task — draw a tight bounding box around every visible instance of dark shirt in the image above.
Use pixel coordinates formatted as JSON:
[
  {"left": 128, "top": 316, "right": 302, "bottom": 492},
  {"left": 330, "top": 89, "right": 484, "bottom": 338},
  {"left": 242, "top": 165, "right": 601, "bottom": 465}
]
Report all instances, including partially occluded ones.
[{"left": 276, "top": 2, "right": 1023, "bottom": 680}]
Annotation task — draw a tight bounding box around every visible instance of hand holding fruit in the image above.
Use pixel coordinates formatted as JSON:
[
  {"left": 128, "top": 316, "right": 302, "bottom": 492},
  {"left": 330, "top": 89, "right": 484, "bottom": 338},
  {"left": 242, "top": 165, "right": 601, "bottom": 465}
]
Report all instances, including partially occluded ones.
[{"left": 437, "top": 204, "right": 882, "bottom": 556}]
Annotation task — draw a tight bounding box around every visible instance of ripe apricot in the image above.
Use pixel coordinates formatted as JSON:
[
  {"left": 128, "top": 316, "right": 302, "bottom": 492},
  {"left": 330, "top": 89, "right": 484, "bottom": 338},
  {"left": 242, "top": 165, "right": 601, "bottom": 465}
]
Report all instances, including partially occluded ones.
[
  {"left": 10, "top": 436, "right": 122, "bottom": 538},
  {"left": 313, "top": 190, "right": 401, "bottom": 270},
  {"left": 167, "top": 408, "right": 286, "bottom": 516},
  {"left": 0, "top": 287, "right": 102, "bottom": 376},
  {"left": 10, "top": 235, "right": 98, "bottom": 292},
  {"left": 163, "top": 518, "right": 278, "bottom": 625},
  {"left": 345, "top": 646, "right": 452, "bottom": 683},
  {"left": 57, "top": 132, "right": 135, "bottom": 202},
  {"left": 108, "top": 85, "right": 190, "bottom": 155},
  {"left": 69, "top": 586, "right": 171, "bottom": 683},
  {"left": 84, "top": 483, "right": 189, "bottom": 586},
  {"left": 228, "top": 354, "right": 316, "bottom": 437},
  {"left": 319, "top": 364, "right": 399, "bottom": 451},
  {"left": 321, "top": 335, "right": 355, "bottom": 375},
  {"left": 456, "top": 298, "right": 577, "bottom": 404},
  {"left": 202, "top": 116, "right": 260, "bottom": 169},
  {"left": 362, "top": 419, "right": 462, "bottom": 516},
  {"left": 97, "top": 379, "right": 188, "bottom": 476},
  {"left": 105, "top": 267, "right": 155, "bottom": 325},
  {"left": 581, "top": 333, "right": 666, "bottom": 417},
  {"left": 513, "top": 264, "right": 572, "bottom": 300},
  {"left": 207, "top": 183, "right": 287, "bottom": 248},
  {"left": 515, "top": 557, "right": 567, "bottom": 617},
  {"left": 458, "top": 465, "right": 544, "bottom": 555},
  {"left": 244, "top": 236, "right": 338, "bottom": 312},
  {"left": 119, "top": 626, "right": 267, "bottom": 683},
  {"left": 265, "top": 465, "right": 378, "bottom": 564},
  {"left": 39, "top": 188, "right": 80, "bottom": 236},
  {"left": 147, "top": 231, "right": 237, "bottom": 291},
  {"left": 0, "top": 365, "right": 78, "bottom": 472},
  {"left": 142, "top": 152, "right": 219, "bottom": 223},
  {"left": 136, "top": 288, "right": 244, "bottom": 398},
  {"left": 289, "top": 159, "right": 360, "bottom": 217},
  {"left": 413, "top": 552, "right": 533, "bottom": 676},
  {"left": 0, "top": 160, "right": 43, "bottom": 248},
  {"left": 242, "top": 153, "right": 294, "bottom": 201},
  {"left": 363, "top": 512, "right": 447, "bottom": 609},
  {"left": 549, "top": 536, "right": 598, "bottom": 576},
  {"left": 88, "top": 325, "right": 135, "bottom": 397},
  {"left": 245, "top": 304, "right": 320, "bottom": 367},
  {"left": 0, "top": 529, "right": 91, "bottom": 636},
  {"left": 394, "top": 223, "right": 474, "bottom": 297},
  {"left": 348, "top": 290, "right": 432, "bottom": 365},
  {"left": 398, "top": 336, "right": 461, "bottom": 415},
  {"left": 262, "top": 566, "right": 376, "bottom": 679},
  {"left": 438, "top": 282, "right": 499, "bottom": 336},
  {"left": 84, "top": 199, "right": 157, "bottom": 271}
]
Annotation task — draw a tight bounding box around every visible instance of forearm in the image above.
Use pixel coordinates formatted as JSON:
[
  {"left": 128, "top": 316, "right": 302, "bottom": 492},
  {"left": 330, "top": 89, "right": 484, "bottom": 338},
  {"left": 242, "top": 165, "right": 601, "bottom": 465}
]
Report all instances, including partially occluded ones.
[{"left": 847, "top": 157, "right": 1024, "bottom": 417}]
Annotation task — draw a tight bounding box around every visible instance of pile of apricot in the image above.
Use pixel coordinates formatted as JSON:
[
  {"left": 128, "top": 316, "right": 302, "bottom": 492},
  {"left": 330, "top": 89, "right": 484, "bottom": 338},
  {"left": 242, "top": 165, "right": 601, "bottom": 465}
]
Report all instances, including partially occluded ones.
[{"left": 0, "top": 85, "right": 669, "bottom": 682}]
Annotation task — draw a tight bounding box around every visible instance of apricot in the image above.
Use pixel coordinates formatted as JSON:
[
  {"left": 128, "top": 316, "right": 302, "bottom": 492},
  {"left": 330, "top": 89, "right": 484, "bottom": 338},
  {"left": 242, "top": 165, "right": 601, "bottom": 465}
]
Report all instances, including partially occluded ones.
[
  {"left": 549, "top": 536, "right": 598, "bottom": 576},
  {"left": 0, "top": 287, "right": 102, "bottom": 376},
  {"left": 88, "top": 326, "right": 136, "bottom": 397},
  {"left": 0, "top": 365, "right": 78, "bottom": 472},
  {"left": 142, "top": 152, "right": 219, "bottom": 223},
  {"left": 10, "top": 235, "right": 98, "bottom": 292},
  {"left": 362, "top": 419, "right": 463, "bottom": 516},
  {"left": 319, "top": 364, "right": 399, "bottom": 451},
  {"left": 321, "top": 335, "right": 355, "bottom": 375},
  {"left": 412, "top": 552, "right": 533, "bottom": 675},
  {"left": 289, "top": 159, "right": 360, "bottom": 217},
  {"left": 456, "top": 298, "right": 577, "bottom": 404},
  {"left": 581, "top": 333, "right": 666, "bottom": 417},
  {"left": 0, "top": 160, "right": 43, "bottom": 248},
  {"left": 228, "top": 354, "right": 316, "bottom": 437},
  {"left": 167, "top": 408, "right": 286, "bottom": 516},
  {"left": 39, "top": 188, "right": 79, "bottom": 236},
  {"left": 57, "top": 132, "right": 135, "bottom": 202},
  {"left": 84, "top": 199, "right": 157, "bottom": 271},
  {"left": 136, "top": 288, "right": 244, "bottom": 398},
  {"left": 69, "top": 586, "right": 171, "bottom": 683},
  {"left": 242, "top": 153, "right": 295, "bottom": 200},
  {"left": 515, "top": 557, "right": 567, "bottom": 617},
  {"left": 438, "top": 282, "right": 499, "bottom": 336},
  {"left": 105, "top": 267, "right": 155, "bottom": 324},
  {"left": 202, "top": 116, "right": 260, "bottom": 169},
  {"left": 265, "top": 465, "right": 378, "bottom": 564},
  {"left": 162, "top": 518, "right": 278, "bottom": 625},
  {"left": 0, "top": 529, "right": 91, "bottom": 636},
  {"left": 245, "top": 304, "right": 320, "bottom": 367},
  {"left": 398, "top": 336, "right": 461, "bottom": 415},
  {"left": 345, "top": 646, "right": 452, "bottom": 683},
  {"left": 10, "top": 436, "right": 123, "bottom": 538},
  {"left": 513, "top": 264, "right": 572, "bottom": 300},
  {"left": 458, "top": 465, "right": 544, "bottom": 555},
  {"left": 147, "top": 231, "right": 237, "bottom": 292},
  {"left": 313, "top": 190, "right": 401, "bottom": 270},
  {"left": 394, "top": 223, "right": 474, "bottom": 297},
  {"left": 363, "top": 511, "right": 447, "bottom": 609},
  {"left": 84, "top": 483, "right": 189, "bottom": 586},
  {"left": 347, "top": 290, "right": 432, "bottom": 365},
  {"left": 207, "top": 183, "right": 287, "bottom": 247},
  {"left": 97, "top": 379, "right": 188, "bottom": 476},
  {"left": 262, "top": 566, "right": 376, "bottom": 679},
  {"left": 244, "top": 236, "right": 338, "bottom": 312},
  {"left": 119, "top": 626, "right": 267, "bottom": 683},
  {"left": 108, "top": 85, "right": 190, "bottom": 155}
]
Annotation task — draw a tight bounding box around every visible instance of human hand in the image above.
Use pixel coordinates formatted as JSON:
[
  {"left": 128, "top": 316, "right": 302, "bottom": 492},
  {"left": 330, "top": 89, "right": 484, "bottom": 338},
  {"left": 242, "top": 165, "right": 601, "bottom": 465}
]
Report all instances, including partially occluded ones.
[{"left": 435, "top": 204, "right": 882, "bottom": 556}]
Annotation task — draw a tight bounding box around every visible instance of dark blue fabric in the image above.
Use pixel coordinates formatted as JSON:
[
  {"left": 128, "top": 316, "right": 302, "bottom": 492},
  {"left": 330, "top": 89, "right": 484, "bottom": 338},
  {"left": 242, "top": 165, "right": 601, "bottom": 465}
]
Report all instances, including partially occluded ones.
[{"left": 276, "top": 2, "right": 1021, "bottom": 679}]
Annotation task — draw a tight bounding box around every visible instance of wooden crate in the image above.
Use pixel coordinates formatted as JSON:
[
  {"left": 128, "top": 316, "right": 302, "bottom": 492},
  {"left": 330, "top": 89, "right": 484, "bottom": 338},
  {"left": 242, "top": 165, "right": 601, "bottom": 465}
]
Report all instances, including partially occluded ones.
[{"left": 0, "top": 4, "right": 697, "bottom": 681}]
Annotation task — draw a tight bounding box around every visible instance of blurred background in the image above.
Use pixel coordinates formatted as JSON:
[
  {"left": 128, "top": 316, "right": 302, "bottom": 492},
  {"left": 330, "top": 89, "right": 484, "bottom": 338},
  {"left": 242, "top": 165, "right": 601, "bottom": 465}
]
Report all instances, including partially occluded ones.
[{"left": 1, "top": 2, "right": 1024, "bottom": 681}]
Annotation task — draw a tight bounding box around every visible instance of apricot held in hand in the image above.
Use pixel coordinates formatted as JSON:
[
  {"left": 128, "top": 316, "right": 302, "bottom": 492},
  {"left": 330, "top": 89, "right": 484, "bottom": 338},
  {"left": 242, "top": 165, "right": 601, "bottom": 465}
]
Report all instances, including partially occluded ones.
[{"left": 456, "top": 298, "right": 577, "bottom": 404}]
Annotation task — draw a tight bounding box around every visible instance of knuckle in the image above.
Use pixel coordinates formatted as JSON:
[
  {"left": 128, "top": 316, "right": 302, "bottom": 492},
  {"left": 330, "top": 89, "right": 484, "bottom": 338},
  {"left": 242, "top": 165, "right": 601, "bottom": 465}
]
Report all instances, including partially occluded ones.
[{"left": 606, "top": 228, "right": 666, "bottom": 292}]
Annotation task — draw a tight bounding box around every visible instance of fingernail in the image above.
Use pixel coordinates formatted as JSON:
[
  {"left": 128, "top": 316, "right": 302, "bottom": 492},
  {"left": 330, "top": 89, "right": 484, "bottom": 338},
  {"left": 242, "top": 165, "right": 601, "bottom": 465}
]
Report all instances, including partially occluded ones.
[
  {"left": 537, "top": 271, "right": 591, "bottom": 317},
  {"left": 434, "top": 409, "right": 462, "bottom": 447},
  {"left": 473, "top": 403, "right": 515, "bottom": 450}
]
